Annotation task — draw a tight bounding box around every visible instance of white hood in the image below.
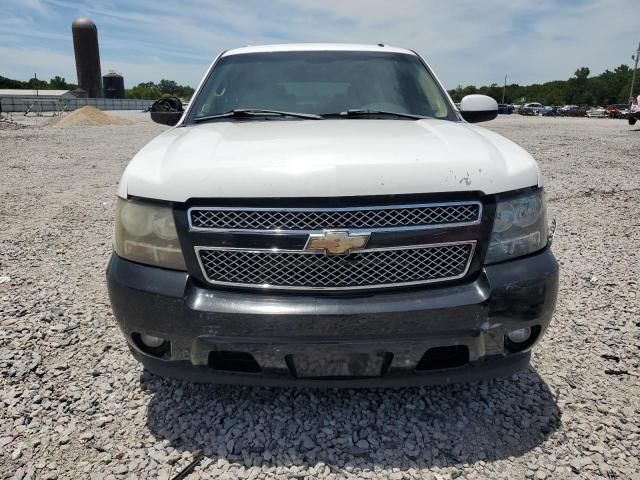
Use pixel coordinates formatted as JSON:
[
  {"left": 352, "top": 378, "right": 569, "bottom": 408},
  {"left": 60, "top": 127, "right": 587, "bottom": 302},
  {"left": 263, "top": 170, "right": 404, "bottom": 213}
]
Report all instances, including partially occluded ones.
[{"left": 119, "top": 119, "right": 542, "bottom": 201}]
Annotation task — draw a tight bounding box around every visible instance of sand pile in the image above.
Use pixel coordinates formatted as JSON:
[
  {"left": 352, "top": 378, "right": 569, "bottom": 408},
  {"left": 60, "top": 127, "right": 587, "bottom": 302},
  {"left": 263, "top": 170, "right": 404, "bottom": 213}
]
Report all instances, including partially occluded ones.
[{"left": 50, "top": 106, "right": 131, "bottom": 128}]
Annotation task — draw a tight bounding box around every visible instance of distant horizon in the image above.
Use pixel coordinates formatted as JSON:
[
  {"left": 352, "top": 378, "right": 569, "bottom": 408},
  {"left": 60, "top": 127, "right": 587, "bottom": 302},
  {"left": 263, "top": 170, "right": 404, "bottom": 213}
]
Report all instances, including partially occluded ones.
[
  {"left": 1, "top": 0, "right": 638, "bottom": 91},
  {"left": 1, "top": 61, "right": 635, "bottom": 93}
]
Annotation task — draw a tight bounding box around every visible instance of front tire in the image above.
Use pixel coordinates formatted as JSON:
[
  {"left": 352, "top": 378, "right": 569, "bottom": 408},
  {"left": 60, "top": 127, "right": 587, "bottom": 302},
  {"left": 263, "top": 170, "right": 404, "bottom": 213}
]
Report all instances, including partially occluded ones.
[{"left": 629, "top": 117, "right": 637, "bottom": 126}]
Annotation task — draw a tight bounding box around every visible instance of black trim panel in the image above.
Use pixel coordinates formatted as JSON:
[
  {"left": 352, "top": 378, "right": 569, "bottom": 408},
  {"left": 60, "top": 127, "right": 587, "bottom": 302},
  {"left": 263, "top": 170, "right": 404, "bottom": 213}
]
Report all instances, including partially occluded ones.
[
  {"left": 132, "top": 348, "right": 531, "bottom": 388},
  {"left": 106, "top": 247, "right": 559, "bottom": 386}
]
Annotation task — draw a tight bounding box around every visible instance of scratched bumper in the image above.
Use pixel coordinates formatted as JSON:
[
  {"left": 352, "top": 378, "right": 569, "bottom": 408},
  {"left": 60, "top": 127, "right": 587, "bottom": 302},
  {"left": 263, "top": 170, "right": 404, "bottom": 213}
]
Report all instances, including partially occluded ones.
[{"left": 106, "top": 248, "right": 558, "bottom": 387}]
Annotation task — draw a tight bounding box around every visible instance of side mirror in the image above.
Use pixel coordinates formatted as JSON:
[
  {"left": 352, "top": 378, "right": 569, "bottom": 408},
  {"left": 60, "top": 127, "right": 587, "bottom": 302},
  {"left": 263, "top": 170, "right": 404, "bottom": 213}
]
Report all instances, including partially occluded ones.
[
  {"left": 459, "top": 94, "right": 498, "bottom": 123},
  {"left": 150, "top": 97, "right": 184, "bottom": 126}
]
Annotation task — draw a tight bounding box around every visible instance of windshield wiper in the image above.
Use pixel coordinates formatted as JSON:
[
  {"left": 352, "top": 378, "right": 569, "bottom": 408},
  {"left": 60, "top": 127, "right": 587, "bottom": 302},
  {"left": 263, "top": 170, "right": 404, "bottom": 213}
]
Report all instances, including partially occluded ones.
[
  {"left": 193, "top": 108, "right": 322, "bottom": 122},
  {"left": 323, "top": 109, "right": 429, "bottom": 120}
]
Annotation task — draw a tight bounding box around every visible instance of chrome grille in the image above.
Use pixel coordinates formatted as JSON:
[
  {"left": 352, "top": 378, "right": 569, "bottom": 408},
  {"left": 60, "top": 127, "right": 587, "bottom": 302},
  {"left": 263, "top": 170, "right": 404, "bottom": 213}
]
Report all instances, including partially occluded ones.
[
  {"left": 196, "top": 243, "right": 475, "bottom": 290},
  {"left": 189, "top": 202, "right": 481, "bottom": 232}
]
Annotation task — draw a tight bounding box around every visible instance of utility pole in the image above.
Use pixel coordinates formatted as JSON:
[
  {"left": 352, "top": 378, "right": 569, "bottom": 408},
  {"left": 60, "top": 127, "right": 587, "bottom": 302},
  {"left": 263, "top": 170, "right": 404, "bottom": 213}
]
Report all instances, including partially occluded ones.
[
  {"left": 35, "top": 73, "right": 38, "bottom": 97},
  {"left": 502, "top": 74, "right": 507, "bottom": 104},
  {"left": 630, "top": 42, "right": 640, "bottom": 107}
]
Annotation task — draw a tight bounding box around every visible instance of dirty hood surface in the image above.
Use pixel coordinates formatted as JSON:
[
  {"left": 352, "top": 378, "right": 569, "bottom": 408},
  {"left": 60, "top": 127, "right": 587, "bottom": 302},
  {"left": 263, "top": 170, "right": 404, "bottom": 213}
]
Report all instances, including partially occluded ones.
[{"left": 120, "top": 119, "right": 541, "bottom": 202}]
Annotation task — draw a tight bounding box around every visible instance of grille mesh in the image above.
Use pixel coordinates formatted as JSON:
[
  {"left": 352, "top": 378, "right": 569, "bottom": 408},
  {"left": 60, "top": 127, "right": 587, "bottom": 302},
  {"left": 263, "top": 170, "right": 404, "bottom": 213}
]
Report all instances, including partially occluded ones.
[
  {"left": 190, "top": 203, "right": 480, "bottom": 231},
  {"left": 197, "top": 243, "right": 473, "bottom": 289}
]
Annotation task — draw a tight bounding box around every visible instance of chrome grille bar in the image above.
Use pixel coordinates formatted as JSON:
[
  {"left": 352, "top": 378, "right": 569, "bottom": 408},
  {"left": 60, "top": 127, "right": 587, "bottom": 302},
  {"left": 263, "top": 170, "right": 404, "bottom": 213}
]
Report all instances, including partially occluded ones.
[
  {"left": 195, "top": 242, "right": 476, "bottom": 291},
  {"left": 188, "top": 201, "right": 482, "bottom": 233}
]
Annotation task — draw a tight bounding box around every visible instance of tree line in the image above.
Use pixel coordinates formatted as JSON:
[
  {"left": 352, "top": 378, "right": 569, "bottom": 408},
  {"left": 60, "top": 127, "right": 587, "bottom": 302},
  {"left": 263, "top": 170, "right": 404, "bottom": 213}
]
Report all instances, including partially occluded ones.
[
  {"left": 0, "top": 75, "right": 195, "bottom": 100},
  {"left": 448, "top": 65, "right": 636, "bottom": 106},
  {"left": 3, "top": 64, "right": 636, "bottom": 106},
  {"left": 0, "top": 75, "right": 76, "bottom": 90},
  {"left": 124, "top": 80, "right": 195, "bottom": 100}
]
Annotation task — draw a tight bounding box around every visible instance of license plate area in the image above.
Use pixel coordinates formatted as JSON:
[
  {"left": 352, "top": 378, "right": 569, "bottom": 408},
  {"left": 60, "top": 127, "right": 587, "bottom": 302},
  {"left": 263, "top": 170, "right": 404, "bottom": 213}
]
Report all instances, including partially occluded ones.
[{"left": 288, "top": 350, "right": 393, "bottom": 378}]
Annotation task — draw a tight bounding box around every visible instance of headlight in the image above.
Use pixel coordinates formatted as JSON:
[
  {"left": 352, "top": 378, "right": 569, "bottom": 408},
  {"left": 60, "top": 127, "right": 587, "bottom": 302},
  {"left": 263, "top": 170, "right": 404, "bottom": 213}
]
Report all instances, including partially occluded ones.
[
  {"left": 114, "top": 198, "right": 186, "bottom": 270},
  {"left": 485, "top": 189, "right": 548, "bottom": 264}
]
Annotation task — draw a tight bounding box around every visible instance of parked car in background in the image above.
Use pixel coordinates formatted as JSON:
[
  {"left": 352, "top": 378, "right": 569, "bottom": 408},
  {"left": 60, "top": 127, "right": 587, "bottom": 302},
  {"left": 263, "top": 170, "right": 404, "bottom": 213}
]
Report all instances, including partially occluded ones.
[
  {"left": 558, "top": 105, "right": 586, "bottom": 117},
  {"left": 543, "top": 106, "right": 561, "bottom": 116},
  {"left": 520, "top": 102, "right": 546, "bottom": 116},
  {"left": 497, "top": 104, "right": 514, "bottom": 114},
  {"left": 559, "top": 105, "right": 577, "bottom": 115},
  {"left": 629, "top": 96, "right": 639, "bottom": 125},
  {"left": 606, "top": 104, "right": 629, "bottom": 119},
  {"left": 586, "top": 107, "right": 607, "bottom": 118}
]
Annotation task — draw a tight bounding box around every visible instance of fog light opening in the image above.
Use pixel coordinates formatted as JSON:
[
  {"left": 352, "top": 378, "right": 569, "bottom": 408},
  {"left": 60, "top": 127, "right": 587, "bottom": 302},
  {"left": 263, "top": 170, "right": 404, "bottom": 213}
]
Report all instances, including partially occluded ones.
[
  {"left": 507, "top": 327, "right": 532, "bottom": 344},
  {"left": 504, "top": 325, "right": 541, "bottom": 353},
  {"left": 132, "top": 332, "right": 170, "bottom": 357},
  {"left": 140, "top": 333, "right": 166, "bottom": 348}
]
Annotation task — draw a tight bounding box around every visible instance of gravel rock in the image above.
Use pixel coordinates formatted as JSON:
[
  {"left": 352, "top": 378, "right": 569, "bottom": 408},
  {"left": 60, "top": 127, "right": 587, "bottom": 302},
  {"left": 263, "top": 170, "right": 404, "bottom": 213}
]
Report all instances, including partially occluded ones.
[
  {"left": 534, "top": 470, "right": 548, "bottom": 480},
  {"left": 570, "top": 456, "right": 593, "bottom": 472},
  {"left": 111, "top": 464, "right": 129, "bottom": 475},
  {"left": 300, "top": 433, "right": 316, "bottom": 450},
  {"left": 356, "top": 440, "right": 369, "bottom": 449},
  {"left": 1, "top": 114, "right": 639, "bottom": 479}
]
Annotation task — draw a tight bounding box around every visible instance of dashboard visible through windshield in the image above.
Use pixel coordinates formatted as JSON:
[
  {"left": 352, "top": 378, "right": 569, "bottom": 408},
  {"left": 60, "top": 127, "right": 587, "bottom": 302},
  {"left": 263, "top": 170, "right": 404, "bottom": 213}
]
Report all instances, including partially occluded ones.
[{"left": 187, "top": 51, "right": 457, "bottom": 122}]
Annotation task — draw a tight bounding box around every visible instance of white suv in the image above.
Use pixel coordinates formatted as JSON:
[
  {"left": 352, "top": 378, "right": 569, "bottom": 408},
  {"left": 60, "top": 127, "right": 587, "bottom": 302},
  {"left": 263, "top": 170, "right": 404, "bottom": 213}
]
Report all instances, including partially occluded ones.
[
  {"left": 630, "top": 95, "right": 640, "bottom": 125},
  {"left": 107, "top": 44, "right": 558, "bottom": 387}
]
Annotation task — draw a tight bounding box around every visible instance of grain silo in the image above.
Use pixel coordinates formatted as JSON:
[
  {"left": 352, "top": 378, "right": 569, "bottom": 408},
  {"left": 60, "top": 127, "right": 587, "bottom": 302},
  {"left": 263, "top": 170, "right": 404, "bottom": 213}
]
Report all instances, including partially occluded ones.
[
  {"left": 71, "top": 17, "right": 102, "bottom": 98},
  {"left": 103, "top": 71, "right": 125, "bottom": 99}
]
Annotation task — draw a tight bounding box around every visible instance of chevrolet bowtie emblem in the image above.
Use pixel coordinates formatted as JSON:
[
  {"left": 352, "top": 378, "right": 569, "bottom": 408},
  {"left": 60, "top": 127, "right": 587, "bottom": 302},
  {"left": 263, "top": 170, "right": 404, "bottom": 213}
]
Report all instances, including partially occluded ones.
[{"left": 306, "top": 230, "right": 370, "bottom": 255}]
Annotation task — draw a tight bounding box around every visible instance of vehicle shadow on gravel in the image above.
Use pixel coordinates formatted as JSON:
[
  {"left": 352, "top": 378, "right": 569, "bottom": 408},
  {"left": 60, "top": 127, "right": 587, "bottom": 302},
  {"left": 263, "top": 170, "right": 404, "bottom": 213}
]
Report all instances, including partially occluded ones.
[{"left": 141, "top": 368, "right": 560, "bottom": 470}]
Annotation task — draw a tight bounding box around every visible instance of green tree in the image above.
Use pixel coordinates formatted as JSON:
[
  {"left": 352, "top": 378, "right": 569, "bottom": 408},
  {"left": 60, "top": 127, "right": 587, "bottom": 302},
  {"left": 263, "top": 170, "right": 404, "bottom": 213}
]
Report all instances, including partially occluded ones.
[
  {"left": 49, "top": 76, "right": 74, "bottom": 89},
  {"left": 448, "top": 85, "right": 478, "bottom": 103},
  {"left": 447, "top": 63, "right": 635, "bottom": 107},
  {"left": 26, "top": 77, "right": 48, "bottom": 90},
  {"left": 158, "top": 79, "right": 179, "bottom": 94},
  {"left": 125, "top": 85, "right": 162, "bottom": 100},
  {"left": 137, "top": 81, "right": 158, "bottom": 89},
  {"left": 0, "top": 75, "right": 27, "bottom": 88},
  {"left": 574, "top": 67, "right": 590, "bottom": 80},
  {"left": 125, "top": 80, "right": 195, "bottom": 101}
]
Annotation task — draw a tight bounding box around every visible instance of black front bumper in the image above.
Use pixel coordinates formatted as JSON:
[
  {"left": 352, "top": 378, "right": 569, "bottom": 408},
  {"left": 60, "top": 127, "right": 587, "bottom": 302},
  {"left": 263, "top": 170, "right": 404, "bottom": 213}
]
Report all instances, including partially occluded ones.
[{"left": 106, "top": 248, "right": 558, "bottom": 387}]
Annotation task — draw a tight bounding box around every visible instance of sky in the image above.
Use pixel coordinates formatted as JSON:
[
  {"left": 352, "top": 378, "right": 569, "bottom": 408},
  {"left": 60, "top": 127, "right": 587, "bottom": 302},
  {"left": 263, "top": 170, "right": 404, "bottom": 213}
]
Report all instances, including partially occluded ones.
[{"left": 1, "top": 0, "right": 639, "bottom": 90}]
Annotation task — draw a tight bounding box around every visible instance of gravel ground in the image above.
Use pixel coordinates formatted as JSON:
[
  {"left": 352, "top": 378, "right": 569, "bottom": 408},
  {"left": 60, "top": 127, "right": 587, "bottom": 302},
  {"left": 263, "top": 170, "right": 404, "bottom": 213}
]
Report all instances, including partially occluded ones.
[{"left": 1, "top": 112, "right": 639, "bottom": 480}]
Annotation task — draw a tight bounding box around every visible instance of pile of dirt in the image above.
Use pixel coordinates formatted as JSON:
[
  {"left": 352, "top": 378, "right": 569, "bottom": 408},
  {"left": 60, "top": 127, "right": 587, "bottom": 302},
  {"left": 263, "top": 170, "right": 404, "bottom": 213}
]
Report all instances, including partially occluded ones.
[{"left": 49, "top": 106, "right": 131, "bottom": 128}]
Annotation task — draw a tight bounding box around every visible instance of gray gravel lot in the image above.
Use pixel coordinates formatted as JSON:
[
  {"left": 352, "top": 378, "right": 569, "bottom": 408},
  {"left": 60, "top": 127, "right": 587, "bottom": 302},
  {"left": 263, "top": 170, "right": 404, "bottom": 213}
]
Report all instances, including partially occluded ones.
[{"left": 1, "top": 112, "right": 639, "bottom": 479}]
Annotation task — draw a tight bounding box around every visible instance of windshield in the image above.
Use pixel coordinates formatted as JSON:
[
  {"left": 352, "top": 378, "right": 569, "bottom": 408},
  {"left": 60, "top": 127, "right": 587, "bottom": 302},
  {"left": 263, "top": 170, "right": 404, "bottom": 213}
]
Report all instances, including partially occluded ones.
[{"left": 188, "top": 51, "right": 456, "bottom": 122}]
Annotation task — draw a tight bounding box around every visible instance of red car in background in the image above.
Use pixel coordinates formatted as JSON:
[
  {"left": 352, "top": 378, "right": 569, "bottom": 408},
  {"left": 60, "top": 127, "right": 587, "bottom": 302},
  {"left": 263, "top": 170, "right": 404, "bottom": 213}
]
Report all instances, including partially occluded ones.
[{"left": 606, "top": 104, "right": 629, "bottom": 119}]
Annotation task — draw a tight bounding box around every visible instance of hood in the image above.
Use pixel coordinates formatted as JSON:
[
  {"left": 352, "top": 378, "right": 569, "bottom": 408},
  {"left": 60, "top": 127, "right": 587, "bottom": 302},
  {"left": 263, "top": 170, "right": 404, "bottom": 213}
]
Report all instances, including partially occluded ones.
[{"left": 119, "top": 119, "right": 542, "bottom": 201}]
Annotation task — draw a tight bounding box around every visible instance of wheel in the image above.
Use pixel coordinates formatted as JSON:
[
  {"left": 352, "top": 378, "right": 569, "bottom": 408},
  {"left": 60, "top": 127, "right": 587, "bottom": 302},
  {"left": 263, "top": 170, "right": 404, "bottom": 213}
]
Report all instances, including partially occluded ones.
[{"left": 629, "top": 117, "right": 637, "bottom": 126}]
